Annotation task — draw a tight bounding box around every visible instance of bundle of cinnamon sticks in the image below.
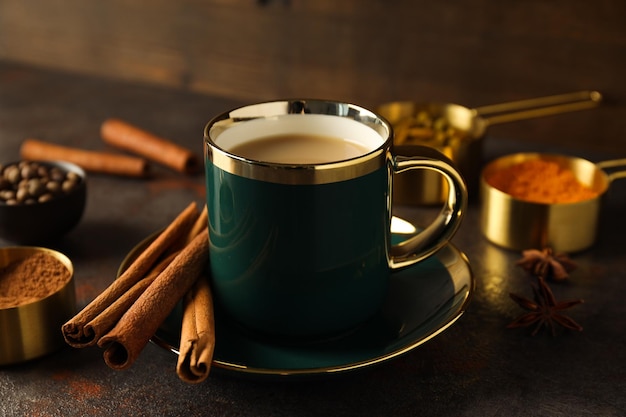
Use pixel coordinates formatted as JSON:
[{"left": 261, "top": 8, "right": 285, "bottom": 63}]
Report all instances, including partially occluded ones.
[
  {"left": 21, "top": 118, "right": 201, "bottom": 177},
  {"left": 62, "top": 202, "right": 215, "bottom": 384}
]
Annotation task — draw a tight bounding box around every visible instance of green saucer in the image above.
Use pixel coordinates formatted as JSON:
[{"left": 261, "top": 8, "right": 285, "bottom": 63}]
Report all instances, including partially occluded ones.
[{"left": 120, "top": 223, "right": 473, "bottom": 380}]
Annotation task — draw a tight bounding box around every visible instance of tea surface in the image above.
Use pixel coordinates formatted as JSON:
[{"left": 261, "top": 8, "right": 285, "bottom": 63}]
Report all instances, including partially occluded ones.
[{"left": 229, "top": 134, "right": 372, "bottom": 164}]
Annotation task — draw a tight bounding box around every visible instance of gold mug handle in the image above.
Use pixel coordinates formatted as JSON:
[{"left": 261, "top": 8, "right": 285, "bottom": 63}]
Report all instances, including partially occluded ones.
[{"left": 389, "top": 148, "right": 467, "bottom": 269}]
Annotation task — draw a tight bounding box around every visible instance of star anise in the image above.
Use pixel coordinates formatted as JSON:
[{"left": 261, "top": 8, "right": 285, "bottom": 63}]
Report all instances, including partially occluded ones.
[
  {"left": 507, "top": 276, "right": 584, "bottom": 336},
  {"left": 516, "top": 248, "right": 577, "bottom": 281}
]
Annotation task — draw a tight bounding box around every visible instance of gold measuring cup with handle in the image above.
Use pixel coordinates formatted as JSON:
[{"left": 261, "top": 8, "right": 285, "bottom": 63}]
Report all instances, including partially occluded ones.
[
  {"left": 378, "top": 91, "right": 602, "bottom": 205},
  {"left": 480, "top": 152, "right": 626, "bottom": 253}
]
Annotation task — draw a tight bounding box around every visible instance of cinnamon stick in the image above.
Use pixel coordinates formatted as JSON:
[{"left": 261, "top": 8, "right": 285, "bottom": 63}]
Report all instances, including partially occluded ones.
[
  {"left": 100, "top": 118, "right": 200, "bottom": 175},
  {"left": 185, "top": 204, "right": 208, "bottom": 245},
  {"left": 98, "top": 229, "right": 209, "bottom": 370},
  {"left": 166, "top": 204, "right": 208, "bottom": 256},
  {"left": 77, "top": 252, "right": 176, "bottom": 348},
  {"left": 176, "top": 275, "right": 215, "bottom": 384},
  {"left": 20, "top": 138, "right": 150, "bottom": 177},
  {"left": 62, "top": 202, "right": 199, "bottom": 347}
]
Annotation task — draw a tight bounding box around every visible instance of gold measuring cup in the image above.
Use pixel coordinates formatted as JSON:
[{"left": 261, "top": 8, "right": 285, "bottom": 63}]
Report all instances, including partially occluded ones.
[
  {"left": 378, "top": 91, "right": 602, "bottom": 205},
  {"left": 479, "top": 152, "right": 626, "bottom": 253},
  {"left": 0, "top": 247, "right": 76, "bottom": 365}
]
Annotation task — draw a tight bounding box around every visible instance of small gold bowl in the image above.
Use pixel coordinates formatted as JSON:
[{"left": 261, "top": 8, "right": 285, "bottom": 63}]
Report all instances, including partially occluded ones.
[
  {"left": 0, "top": 247, "right": 76, "bottom": 365},
  {"left": 479, "top": 152, "right": 624, "bottom": 253}
]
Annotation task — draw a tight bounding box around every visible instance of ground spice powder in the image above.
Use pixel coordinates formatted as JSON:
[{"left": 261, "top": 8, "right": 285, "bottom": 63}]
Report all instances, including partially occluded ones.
[
  {"left": 0, "top": 252, "right": 71, "bottom": 309},
  {"left": 486, "top": 159, "right": 599, "bottom": 204}
]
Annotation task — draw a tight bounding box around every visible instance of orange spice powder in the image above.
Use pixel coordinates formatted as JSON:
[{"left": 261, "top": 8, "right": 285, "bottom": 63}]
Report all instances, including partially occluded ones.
[{"left": 485, "top": 159, "right": 599, "bottom": 204}]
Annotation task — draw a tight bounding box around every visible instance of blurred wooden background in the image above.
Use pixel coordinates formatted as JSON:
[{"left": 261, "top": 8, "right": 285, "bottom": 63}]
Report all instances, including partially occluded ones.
[{"left": 1, "top": 0, "right": 625, "bottom": 154}]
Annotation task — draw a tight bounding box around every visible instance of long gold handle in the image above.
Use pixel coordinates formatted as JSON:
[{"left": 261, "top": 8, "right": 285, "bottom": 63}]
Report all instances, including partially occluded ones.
[
  {"left": 596, "top": 158, "right": 626, "bottom": 182},
  {"left": 474, "top": 91, "right": 602, "bottom": 127}
]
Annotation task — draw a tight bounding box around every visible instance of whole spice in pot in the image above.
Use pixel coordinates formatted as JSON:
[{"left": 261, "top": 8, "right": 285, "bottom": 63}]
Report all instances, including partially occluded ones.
[
  {"left": 0, "top": 161, "right": 82, "bottom": 205},
  {"left": 0, "top": 252, "right": 71, "bottom": 309},
  {"left": 392, "top": 110, "right": 469, "bottom": 148},
  {"left": 485, "top": 159, "right": 598, "bottom": 204}
]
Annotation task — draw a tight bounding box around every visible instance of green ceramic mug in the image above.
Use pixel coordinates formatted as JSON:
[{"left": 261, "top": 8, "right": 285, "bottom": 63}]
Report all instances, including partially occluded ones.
[{"left": 204, "top": 99, "right": 467, "bottom": 341}]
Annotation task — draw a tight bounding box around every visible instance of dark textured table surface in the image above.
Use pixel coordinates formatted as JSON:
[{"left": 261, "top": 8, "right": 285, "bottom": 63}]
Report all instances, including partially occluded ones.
[{"left": 1, "top": 61, "right": 625, "bottom": 417}]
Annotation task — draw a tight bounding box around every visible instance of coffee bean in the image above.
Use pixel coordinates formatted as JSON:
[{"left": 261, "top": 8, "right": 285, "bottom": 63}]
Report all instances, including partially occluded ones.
[
  {"left": 46, "top": 181, "right": 61, "bottom": 193},
  {"left": 15, "top": 187, "right": 29, "bottom": 202},
  {"left": 27, "top": 178, "right": 45, "bottom": 197},
  {"left": 38, "top": 193, "right": 54, "bottom": 203},
  {"left": 0, "top": 189, "right": 15, "bottom": 201},
  {"left": 62, "top": 180, "right": 77, "bottom": 193},
  {"left": 4, "top": 165, "right": 21, "bottom": 184},
  {"left": 50, "top": 168, "right": 65, "bottom": 182},
  {"left": 20, "top": 165, "right": 36, "bottom": 179},
  {"left": 0, "top": 161, "right": 82, "bottom": 205}
]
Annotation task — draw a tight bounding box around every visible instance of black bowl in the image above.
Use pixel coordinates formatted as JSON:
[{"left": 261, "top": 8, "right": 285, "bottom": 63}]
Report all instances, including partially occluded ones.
[{"left": 0, "top": 160, "right": 87, "bottom": 244}]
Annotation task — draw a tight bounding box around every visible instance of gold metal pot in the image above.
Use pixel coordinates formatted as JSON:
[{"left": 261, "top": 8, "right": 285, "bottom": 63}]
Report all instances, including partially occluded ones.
[
  {"left": 0, "top": 247, "right": 75, "bottom": 365},
  {"left": 378, "top": 91, "right": 602, "bottom": 205},
  {"left": 479, "top": 152, "right": 626, "bottom": 252}
]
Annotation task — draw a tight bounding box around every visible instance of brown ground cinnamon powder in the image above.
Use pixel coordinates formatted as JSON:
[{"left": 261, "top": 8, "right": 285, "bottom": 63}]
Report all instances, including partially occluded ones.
[
  {"left": 486, "top": 159, "right": 599, "bottom": 204},
  {"left": 0, "top": 252, "right": 71, "bottom": 309}
]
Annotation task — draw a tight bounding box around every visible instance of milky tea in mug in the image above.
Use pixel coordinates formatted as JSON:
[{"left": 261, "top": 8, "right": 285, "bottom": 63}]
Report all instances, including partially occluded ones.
[
  {"left": 228, "top": 133, "right": 371, "bottom": 164},
  {"left": 204, "top": 100, "right": 467, "bottom": 341}
]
